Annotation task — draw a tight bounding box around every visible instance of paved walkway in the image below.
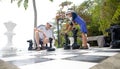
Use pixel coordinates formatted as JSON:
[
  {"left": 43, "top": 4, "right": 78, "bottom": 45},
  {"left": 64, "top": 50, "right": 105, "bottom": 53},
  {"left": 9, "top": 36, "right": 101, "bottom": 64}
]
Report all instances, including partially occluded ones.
[{"left": 0, "top": 47, "right": 120, "bottom": 69}]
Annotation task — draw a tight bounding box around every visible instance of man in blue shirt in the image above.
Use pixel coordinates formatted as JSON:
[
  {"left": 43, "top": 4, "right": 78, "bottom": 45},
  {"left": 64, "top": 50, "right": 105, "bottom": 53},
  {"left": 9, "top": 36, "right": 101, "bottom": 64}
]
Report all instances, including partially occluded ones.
[{"left": 66, "top": 10, "right": 88, "bottom": 49}]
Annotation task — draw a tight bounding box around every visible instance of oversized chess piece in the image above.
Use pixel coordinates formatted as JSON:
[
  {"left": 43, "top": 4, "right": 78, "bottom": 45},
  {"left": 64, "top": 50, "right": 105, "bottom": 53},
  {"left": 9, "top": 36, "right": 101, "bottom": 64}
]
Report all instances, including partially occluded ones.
[
  {"left": 106, "top": 25, "right": 120, "bottom": 48},
  {"left": 72, "top": 28, "right": 80, "bottom": 49},
  {"left": 47, "top": 38, "right": 55, "bottom": 51},
  {"left": 2, "top": 22, "right": 17, "bottom": 56},
  {"left": 27, "top": 39, "right": 33, "bottom": 50},
  {"left": 63, "top": 33, "right": 71, "bottom": 50}
]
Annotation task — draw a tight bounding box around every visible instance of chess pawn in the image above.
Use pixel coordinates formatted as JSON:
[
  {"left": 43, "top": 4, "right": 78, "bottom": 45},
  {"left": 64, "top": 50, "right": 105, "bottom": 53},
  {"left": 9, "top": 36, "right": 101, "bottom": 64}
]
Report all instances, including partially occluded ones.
[
  {"left": 72, "top": 28, "right": 80, "bottom": 49},
  {"left": 47, "top": 38, "right": 55, "bottom": 51},
  {"left": 63, "top": 33, "right": 71, "bottom": 50}
]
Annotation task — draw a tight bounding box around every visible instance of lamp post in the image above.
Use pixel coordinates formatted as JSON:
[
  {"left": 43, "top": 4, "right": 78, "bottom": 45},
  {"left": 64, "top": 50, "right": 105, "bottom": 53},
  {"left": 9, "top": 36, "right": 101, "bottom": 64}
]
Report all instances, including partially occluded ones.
[
  {"left": 56, "top": 19, "right": 60, "bottom": 48},
  {"left": 56, "top": 11, "right": 65, "bottom": 48}
]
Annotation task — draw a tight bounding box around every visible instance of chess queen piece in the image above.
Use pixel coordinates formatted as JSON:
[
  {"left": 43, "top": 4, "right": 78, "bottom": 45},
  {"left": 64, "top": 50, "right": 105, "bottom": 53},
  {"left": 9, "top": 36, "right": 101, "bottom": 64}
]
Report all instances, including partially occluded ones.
[
  {"left": 72, "top": 28, "right": 80, "bottom": 49},
  {"left": 2, "top": 21, "right": 17, "bottom": 56}
]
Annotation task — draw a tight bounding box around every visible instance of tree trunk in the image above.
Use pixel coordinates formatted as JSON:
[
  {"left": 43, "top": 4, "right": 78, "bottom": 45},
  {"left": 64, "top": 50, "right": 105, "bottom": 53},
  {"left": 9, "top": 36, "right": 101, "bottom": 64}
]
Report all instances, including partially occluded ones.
[
  {"left": 32, "top": 0, "right": 37, "bottom": 27},
  {"left": 32, "top": 0, "right": 37, "bottom": 48}
]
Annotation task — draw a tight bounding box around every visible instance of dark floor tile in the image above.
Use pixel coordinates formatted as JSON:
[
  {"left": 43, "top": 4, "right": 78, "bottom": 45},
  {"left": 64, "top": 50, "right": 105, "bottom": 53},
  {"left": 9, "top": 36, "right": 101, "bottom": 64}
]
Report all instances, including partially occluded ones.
[
  {"left": 8, "top": 57, "right": 53, "bottom": 66},
  {"left": 63, "top": 55, "right": 109, "bottom": 63},
  {"left": 97, "top": 50, "right": 120, "bottom": 52}
]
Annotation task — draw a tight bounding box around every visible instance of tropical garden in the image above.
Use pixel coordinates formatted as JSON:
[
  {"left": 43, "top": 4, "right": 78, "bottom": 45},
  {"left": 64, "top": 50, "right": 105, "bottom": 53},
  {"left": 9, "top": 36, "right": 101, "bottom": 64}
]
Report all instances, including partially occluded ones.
[{"left": 54, "top": 0, "right": 120, "bottom": 47}]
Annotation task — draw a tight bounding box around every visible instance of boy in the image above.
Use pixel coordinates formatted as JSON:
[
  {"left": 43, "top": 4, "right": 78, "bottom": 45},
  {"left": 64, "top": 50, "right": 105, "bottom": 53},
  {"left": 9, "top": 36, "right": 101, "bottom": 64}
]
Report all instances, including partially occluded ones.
[{"left": 65, "top": 10, "right": 88, "bottom": 49}]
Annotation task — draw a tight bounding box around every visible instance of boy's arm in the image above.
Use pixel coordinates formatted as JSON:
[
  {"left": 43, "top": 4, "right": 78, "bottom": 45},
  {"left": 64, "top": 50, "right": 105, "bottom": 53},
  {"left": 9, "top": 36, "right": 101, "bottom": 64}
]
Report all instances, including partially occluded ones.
[
  {"left": 65, "top": 24, "right": 72, "bottom": 33},
  {"left": 65, "top": 21, "right": 75, "bottom": 33}
]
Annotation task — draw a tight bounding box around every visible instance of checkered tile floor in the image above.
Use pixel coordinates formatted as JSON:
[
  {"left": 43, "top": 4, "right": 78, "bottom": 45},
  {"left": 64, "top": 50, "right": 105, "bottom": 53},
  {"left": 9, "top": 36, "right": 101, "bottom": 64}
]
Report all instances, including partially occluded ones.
[{"left": 0, "top": 47, "right": 120, "bottom": 69}]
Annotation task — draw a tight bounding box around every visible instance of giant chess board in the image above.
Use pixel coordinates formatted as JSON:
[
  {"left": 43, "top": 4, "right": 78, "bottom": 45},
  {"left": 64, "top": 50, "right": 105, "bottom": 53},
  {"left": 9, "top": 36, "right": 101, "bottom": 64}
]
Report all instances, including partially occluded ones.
[{"left": 0, "top": 47, "right": 120, "bottom": 69}]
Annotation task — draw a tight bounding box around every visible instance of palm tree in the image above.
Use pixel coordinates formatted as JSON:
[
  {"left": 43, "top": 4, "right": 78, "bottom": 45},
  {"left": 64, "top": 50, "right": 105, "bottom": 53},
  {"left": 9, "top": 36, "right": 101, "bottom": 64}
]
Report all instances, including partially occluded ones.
[
  {"left": 32, "top": 0, "right": 37, "bottom": 28},
  {"left": 32, "top": 0, "right": 37, "bottom": 47},
  {"left": 10, "top": 0, "right": 37, "bottom": 47},
  {"left": 59, "top": 1, "right": 72, "bottom": 8}
]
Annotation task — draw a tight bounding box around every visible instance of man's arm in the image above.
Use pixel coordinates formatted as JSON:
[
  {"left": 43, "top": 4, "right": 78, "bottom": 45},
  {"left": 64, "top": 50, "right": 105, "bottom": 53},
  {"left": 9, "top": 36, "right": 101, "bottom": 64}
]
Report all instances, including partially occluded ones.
[{"left": 34, "top": 28, "right": 47, "bottom": 38}]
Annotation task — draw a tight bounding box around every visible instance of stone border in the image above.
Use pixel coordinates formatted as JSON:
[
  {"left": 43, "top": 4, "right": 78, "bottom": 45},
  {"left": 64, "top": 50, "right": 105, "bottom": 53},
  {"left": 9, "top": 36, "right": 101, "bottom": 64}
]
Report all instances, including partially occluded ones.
[
  {"left": 0, "top": 59, "right": 20, "bottom": 69},
  {"left": 90, "top": 53, "right": 120, "bottom": 69},
  {"left": 87, "top": 35, "right": 105, "bottom": 47}
]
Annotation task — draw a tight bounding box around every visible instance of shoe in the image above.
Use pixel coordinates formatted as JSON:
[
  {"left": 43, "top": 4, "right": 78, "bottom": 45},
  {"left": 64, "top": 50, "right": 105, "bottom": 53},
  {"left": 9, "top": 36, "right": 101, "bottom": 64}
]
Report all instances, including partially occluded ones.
[
  {"left": 45, "top": 46, "right": 49, "bottom": 49},
  {"left": 36, "top": 47, "right": 41, "bottom": 51},
  {"left": 40, "top": 46, "right": 46, "bottom": 50},
  {"left": 80, "top": 46, "right": 88, "bottom": 49}
]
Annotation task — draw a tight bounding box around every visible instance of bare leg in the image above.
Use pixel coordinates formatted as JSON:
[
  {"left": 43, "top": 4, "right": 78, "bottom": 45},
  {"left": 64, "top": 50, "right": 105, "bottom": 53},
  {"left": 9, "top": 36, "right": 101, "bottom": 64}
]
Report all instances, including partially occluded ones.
[
  {"left": 81, "top": 33, "right": 87, "bottom": 48},
  {"left": 40, "top": 37, "right": 49, "bottom": 49},
  {"left": 35, "top": 31, "right": 40, "bottom": 48},
  {"left": 43, "top": 37, "right": 49, "bottom": 46}
]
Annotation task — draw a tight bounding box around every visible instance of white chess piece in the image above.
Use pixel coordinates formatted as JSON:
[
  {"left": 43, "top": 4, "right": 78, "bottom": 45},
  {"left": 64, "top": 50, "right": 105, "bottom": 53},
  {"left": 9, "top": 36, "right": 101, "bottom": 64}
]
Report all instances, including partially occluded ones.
[
  {"left": 87, "top": 43, "right": 90, "bottom": 49},
  {"left": 2, "top": 21, "right": 17, "bottom": 56},
  {"left": 69, "top": 37, "right": 74, "bottom": 46}
]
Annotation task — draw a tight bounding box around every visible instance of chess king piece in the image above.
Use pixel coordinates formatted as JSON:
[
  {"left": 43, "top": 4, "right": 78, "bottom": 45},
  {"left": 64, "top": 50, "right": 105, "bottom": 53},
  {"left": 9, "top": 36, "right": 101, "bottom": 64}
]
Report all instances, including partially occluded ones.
[
  {"left": 47, "top": 38, "right": 55, "bottom": 51},
  {"left": 27, "top": 39, "right": 33, "bottom": 50},
  {"left": 2, "top": 21, "right": 17, "bottom": 56},
  {"left": 63, "top": 33, "right": 71, "bottom": 50},
  {"left": 106, "top": 25, "right": 120, "bottom": 48},
  {"left": 72, "top": 28, "right": 80, "bottom": 49}
]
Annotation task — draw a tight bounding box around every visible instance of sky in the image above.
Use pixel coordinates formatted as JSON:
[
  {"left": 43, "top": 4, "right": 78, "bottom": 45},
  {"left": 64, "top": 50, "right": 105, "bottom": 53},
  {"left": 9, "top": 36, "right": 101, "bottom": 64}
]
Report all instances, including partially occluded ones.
[{"left": 0, "top": 0, "right": 85, "bottom": 50}]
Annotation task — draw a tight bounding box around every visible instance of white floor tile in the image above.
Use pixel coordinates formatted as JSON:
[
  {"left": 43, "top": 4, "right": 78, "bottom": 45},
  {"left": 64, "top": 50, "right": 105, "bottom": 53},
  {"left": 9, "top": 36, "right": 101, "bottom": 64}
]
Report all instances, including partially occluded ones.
[
  {"left": 83, "top": 52, "right": 117, "bottom": 56},
  {"left": 1, "top": 56, "right": 35, "bottom": 61},
  {"left": 19, "top": 60, "right": 97, "bottom": 69}
]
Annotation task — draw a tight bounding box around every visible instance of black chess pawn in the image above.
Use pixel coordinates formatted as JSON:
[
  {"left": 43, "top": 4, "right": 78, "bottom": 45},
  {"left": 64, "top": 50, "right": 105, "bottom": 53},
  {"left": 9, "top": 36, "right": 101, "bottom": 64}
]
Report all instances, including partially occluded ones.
[
  {"left": 27, "top": 39, "right": 33, "bottom": 50},
  {"left": 72, "top": 28, "right": 80, "bottom": 49},
  {"left": 47, "top": 38, "right": 55, "bottom": 51},
  {"left": 63, "top": 33, "right": 71, "bottom": 50}
]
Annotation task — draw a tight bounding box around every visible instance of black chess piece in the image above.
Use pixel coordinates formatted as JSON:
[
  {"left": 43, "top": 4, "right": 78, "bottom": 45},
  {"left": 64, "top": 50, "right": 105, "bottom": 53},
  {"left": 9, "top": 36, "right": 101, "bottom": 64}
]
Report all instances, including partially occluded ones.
[
  {"left": 47, "top": 38, "right": 55, "bottom": 51},
  {"left": 27, "top": 39, "right": 33, "bottom": 50},
  {"left": 63, "top": 33, "right": 71, "bottom": 50},
  {"left": 72, "top": 28, "right": 80, "bottom": 49},
  {"left": 107, "top": 25, "right": 120, "bottom": 48}
]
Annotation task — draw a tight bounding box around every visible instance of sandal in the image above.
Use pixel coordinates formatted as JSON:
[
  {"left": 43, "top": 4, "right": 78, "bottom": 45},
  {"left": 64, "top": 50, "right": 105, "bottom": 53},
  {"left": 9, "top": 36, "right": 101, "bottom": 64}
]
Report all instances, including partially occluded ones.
[
  {"left": 36, "top": 47, "right": 41, "bottom": 51},
  {"left": 80, "top": 46, "right": 88, "bottom": 49}
]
